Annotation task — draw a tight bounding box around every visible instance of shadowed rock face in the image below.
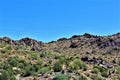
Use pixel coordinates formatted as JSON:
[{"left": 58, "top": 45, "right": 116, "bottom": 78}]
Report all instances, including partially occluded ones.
[
  {"left": 18, "top": 38, "right": 44, "bottom": 51},
  {"left": 19, "top": 38, "right": 42, "bottom": 45},
  {"left": 0, "top": 37, "right": 15, "bottom": 45},
  {"left": 69, "top": 42, "right": 79, "bottom": 48},
  {"left": 0, "top": 37, "right": 44, "bottom": 51}
]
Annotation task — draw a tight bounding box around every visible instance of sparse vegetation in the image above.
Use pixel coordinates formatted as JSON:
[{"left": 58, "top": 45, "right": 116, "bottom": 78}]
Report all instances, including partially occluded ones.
[{"left": 0, "top": 33, "right": 120, "bottom": 79}]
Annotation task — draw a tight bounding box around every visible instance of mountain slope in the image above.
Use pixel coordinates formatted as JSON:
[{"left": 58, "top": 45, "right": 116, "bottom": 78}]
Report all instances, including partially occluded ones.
[{"left": 0, "top": 33, "right": 120, "bottom": 80}]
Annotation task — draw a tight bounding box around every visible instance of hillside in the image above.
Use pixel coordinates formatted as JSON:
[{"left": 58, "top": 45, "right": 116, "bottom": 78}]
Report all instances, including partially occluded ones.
[{"left": 0, "top": 33, "right": 120, "bottom": 80}]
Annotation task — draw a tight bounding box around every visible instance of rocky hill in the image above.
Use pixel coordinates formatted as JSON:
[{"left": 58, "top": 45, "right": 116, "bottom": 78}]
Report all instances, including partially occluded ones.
[{"left": 0, "top": 33, "right": 120, "bottom": 80}]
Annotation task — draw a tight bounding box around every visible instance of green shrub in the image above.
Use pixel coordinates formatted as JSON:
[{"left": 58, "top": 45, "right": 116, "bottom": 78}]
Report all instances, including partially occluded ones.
[
  {"left": 0, "top": 44, "right": 4, "bottom": 48},
  {"left": 31, "top": 64, "right": 40, "bottom": 72},
  {"left": 8, "top": 57, "right": 19, "bottom": 67},
  {"left": 116, "top": 67, "right": 120, "bottom": 74},
  {"left": 0, "top": 70, "right": 10, "bottom": 80},
  {"left": 72, "top": 58, "right": 87, "bottom": 71},
  {"left": 80, "top": 75, "right": 87, "bottom": 80},
  {"left": 38, "top": 67, "right": 50, "bottom": 74},
  {"left": 3, "top": 63, "right": 12, "bottom": 70},
  {"left": 39, "top": 53, "right": 46, "bottom": 57},
  {"left": 59, "top": 56, "right": 66, "bottom": 64},
  {"left": 112, "top": 78, "right": 118, "bottom": 80},
  {"left": 101, "top": 69, "right": 109, "bottom": 78},
  {"left": 21, "top": 70, "right": 32, "bottom": 77},
  {"left": 94, "top": 66, "right": 103, "bottom": 72},
  {"left": 92, "top": 68, "right": 99, "bottom": 74},
  {"left": 0, "top": 70, "right": 16, "bottom": 80},
  {"left": 15, "top": 45, "right": 22, "bottom": 50},
  {"left": 21, "top": 64, "right": 33, "bottom": 77},
  {"left": 37, "top": 59, "right": 43, "bottom": 66},
  {"left": 31, "top": 52, "right": 40, "bottom": 60},
  {"left": 53, "top": 61, "right": 62, "bottom": 72},
  {"left": 82, "top": 64, "right": 87, "bottom": 71},
  {"left": 5, "top": 45, "right": 12, "bottom": 50},
  {"left": 18, "top": 59, "right": 27, "bottom": 69},
  {"left": 53, "top": 74, "right": 68, "bottom": 80}
]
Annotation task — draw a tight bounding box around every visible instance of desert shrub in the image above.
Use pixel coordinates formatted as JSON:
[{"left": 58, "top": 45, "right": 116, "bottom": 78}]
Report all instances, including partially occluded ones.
[
  {"left": 0, "top": 62, "right": 4, "bottom": 69},
  {"left": 69, "top": 63, "right": 78, "bottom": 71},
  {"left": 45, "top": 52, "right": 54, "bottom": 58},
  {"left": 31, "top": 52, "right": 40, "bottom": 60},
  {"left": 17, "top": 59, "right": 27, "bottom": 69},
  {"left": 53, "top": 74, "right": 68, "bottom": 80},
  {"left": 7, "top": 57, "right": 19, "bottom": 67},
  {"left": 32, "top": 64, "right": 40, "bottom": 72},
  {"left": 37, "top": 59, "right": 43, "bottom": 66},
  {"left": 39, "top": 53, "right": 46, "bottom": 57},
  {"left": 82, "top": 64, "right": 87, "bottom": 71},
  {"left": 0, "top": 70, "right": 10, "bottom": 80},
  {"left": 21, "top": 69, "right": 32, "bottom": 77},
  {"left": 21, "top": 64, "right": 33, "bottom": 77},
  {"left": 15, "top": 45, "right": 22, "bottom": 50},
  {"left": 59, "top": 56, "right": 66, "bottom": 64},
  {"left": 116, "top": 67, "right": 120, "bottom": 74},
  {"left": 73, "top": 64, "right": 80, "bottom": 70},
  {"left": 101, "top": 69, "right": 109, "bottom": 78},
  {"left": 38, "top": 67, "right": 50, "bottom": 74},
  {"left": 94, "top": 66, "right": 104, "bottom": 72},
  {"left": 53, "top": 61, "right": 62, "bottom": 72},
  {"left": 0, "top": 70, "right": 16, "bottom": 80},
  {"left": 80, "top": 75, "right": 87, "bottom": 80},
  {"left": 21, "top": 63, "right": 35, "bottom": 77},
  {"left": 3, "top": 63, "right": 12, "bottom": 70},
  {"left": 10, "top": 76, "right": 16, "bottom": 80},
  {"left": 5, "top": 45, "right": 12, "bottom": 50},
  {"left": 0, "top": 44, "right": 4, "bottom": 48},
  {"left": 92, "top": 68, "right": 99, "bottom": 74},
  {"left": 70, "top": 58, "right": 87, "bottom": 71}
]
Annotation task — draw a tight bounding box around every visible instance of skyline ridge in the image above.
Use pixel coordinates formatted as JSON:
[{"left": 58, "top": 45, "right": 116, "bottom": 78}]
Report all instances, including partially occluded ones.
[{"left": 0, "top": 32, "right": 120, "bottom": 42}]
